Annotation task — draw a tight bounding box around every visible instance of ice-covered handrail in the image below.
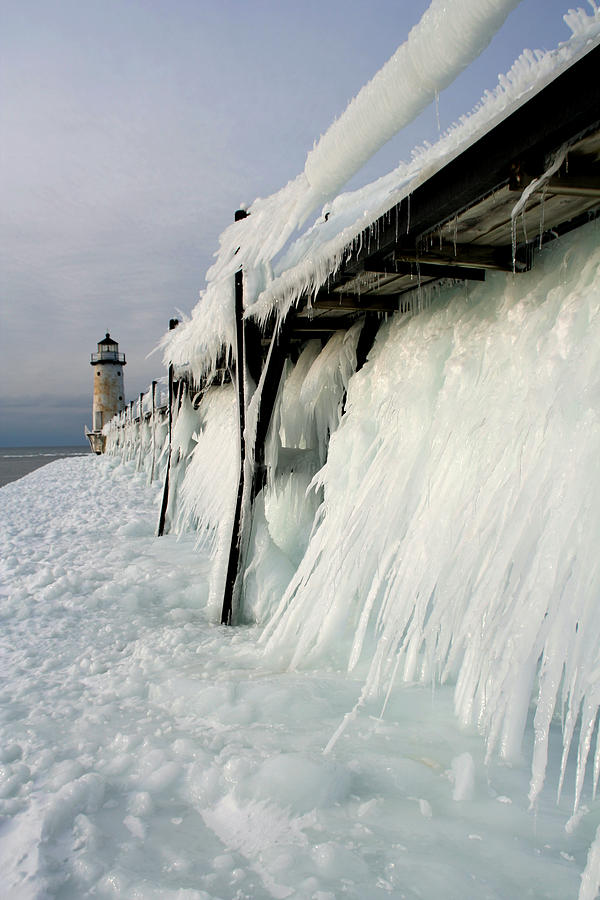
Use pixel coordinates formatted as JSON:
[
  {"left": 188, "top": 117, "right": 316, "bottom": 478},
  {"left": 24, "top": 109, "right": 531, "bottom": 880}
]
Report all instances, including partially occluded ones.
[
  {"left": 164, "top": 2, "right": 600, "bottom": 383},
  {"left": 249, "top": 3, "right": 600, "bottom": 327},
  {"left": 304, "top": 0, "right": 522, "bottom": 202},
  {"left": 163, "top": 0, "right": 525, "bottom": 380}
]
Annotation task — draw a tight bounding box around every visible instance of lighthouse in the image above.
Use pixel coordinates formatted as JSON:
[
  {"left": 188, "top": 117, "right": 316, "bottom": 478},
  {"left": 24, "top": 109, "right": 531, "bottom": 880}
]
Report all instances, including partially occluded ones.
[{"left": 86, "top": 333, "right": 126, "bottom": 454}]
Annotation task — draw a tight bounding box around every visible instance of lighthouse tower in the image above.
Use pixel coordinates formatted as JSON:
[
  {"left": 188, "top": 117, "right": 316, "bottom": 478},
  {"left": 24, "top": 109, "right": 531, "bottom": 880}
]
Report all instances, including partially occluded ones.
[{"left": 86, "top": 333, "right": 126, "bottom": 454}]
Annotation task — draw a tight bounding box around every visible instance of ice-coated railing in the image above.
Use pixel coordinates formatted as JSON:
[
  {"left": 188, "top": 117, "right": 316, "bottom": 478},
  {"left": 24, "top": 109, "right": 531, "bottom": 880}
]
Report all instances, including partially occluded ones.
[
  {"left": 90, "top": 351, "right": 125, "bottom": 364},
  {"left": 162, "top": 2, "right": 600, "bottom": 387}
]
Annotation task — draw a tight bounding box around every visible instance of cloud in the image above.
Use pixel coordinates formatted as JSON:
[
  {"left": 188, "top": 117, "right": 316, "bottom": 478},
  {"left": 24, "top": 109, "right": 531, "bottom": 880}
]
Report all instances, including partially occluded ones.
[{"left": 0, "top": 394, "right": 90, "bottom": 411}]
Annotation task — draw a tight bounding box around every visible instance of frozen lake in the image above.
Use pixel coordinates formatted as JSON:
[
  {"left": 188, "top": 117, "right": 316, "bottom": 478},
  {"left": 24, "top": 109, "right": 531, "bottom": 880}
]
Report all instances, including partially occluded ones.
[{"left": 0, "top": 446, "right": 89, "bottom": 488}]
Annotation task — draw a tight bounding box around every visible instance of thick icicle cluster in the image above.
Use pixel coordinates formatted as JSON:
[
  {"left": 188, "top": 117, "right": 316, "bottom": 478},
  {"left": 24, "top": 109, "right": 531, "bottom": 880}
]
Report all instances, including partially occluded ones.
[
  {"left": 260, "top": 222, "right": 600, "bottom": 818},
  {"left": 134, "top": 220, "right": 600, "bottom": 831},
  {"left": 103, "top": 5, "right": 600, "bottom": 893},
  {"left": 243, "top": 327, "right": 362, "bottom": 624}
]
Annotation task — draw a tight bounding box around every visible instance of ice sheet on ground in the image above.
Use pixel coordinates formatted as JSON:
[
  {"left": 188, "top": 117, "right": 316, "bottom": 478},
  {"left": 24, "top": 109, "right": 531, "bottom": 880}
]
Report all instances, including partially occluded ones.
[{"left": 0, "top": 453, "right": 598, "bottom": 898}]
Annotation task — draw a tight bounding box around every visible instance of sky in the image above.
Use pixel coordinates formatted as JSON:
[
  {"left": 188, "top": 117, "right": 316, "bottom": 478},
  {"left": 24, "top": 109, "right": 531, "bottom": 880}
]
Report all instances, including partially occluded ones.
[{"left": 0, "top": 0, "right": 584, "bottom": 445}]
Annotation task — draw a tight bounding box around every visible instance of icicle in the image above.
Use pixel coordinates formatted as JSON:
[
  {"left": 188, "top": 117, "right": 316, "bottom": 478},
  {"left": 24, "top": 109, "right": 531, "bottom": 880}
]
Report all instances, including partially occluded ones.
[
  {"left": 511, "top": 145, "right": 567, "bottom": 270},
  {"left": 594, "top": 721, "right": 600, "bottom": 801},
  {"left": 539, "top": 185, "right": 547, "bottom": 250},
  {"left": 579, "top": 825, "right": 600, "bottom": 900},
  {"left": 262, "top": 220, "right": 600, "bottom": 843},
  {"left": 521, "top": 207, "right": 528, "bottom": 246}
]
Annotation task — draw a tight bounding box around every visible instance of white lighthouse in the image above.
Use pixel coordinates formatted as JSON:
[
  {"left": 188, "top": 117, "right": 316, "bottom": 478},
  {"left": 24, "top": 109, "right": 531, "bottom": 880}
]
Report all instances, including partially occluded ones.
[{"left": 86, "top": 333, "right": 126, "bottom": 454}]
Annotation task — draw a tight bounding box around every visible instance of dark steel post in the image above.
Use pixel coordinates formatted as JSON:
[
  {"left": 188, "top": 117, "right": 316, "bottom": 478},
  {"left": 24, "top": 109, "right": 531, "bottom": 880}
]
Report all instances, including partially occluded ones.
[
  {"left": 251, "top": 312, "right": 295, "bottom": 500},
  {"left": 157, "top": 319, "right": 179, "bottom": 537},
  {"left": 221, "top": 209, "right": 249, "bottom": 625},
  {"left": 136, "top": 391, "right": 144, "bottom": 471},
  {"left": 150, "top": 380, "right": 157, "bottom": 483}
]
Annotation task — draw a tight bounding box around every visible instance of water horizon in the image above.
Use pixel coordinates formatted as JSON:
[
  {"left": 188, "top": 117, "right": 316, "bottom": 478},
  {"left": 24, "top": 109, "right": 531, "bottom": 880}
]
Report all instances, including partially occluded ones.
[{"left": 0, "top": 444, "right": 91, "bottom": 487}]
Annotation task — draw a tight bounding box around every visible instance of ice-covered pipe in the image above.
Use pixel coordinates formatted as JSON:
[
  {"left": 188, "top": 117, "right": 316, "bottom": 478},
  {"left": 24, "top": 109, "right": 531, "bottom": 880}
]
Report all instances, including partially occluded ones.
[
  {"left": 164, "top": 0, "right": 525, "bottom": 380},
  {"left": 305, "top": 0, "right": 522, "bottom": 202}
]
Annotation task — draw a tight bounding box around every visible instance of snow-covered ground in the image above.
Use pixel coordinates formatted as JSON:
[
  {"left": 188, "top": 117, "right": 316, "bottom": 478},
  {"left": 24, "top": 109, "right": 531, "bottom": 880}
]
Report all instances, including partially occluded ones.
[
  {"left": 5, "top": 2, "right": 600, "bottom": 895},
  {"left": 1, "top": 453, "right": 598, "bottom": 899}
]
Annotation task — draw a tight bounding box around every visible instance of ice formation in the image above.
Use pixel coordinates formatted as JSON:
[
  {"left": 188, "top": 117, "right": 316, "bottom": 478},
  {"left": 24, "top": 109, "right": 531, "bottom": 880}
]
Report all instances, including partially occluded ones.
[
  {"left": 3, "top": 454, "right": 597, "bottom": 896},
  {"left": 261, "top": 222, "right": 600, "bottom": 815},
  {"left": 3, "top": 218, "right": 600, "bottom": 895},
  {"left": 106, "top": 216, "right": 600, "bottom": 864},
  {"left": 163, "top": 0, "right": 600, "bottom": 383},
  {"left": 100, "top": 1, "right": 600, "bottom": 895},
  {"left": 162, "top": 0, "right": 524, "bottom": 381}
]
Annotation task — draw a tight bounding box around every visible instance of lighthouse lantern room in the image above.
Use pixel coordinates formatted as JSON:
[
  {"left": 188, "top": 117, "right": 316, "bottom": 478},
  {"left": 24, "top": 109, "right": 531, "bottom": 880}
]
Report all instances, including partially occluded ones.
[{"left": 86, "top": 333, "right": 126, "bottom": 454}]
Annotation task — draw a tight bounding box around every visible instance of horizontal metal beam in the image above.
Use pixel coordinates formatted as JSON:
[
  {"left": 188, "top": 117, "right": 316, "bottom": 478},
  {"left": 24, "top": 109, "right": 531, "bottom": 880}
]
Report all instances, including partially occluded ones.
[
  {"left": 396, "top": 242, "right": 522, "bottom": 272},
  {"left": 291, "top": 329, "right": 348, "bottom": 341},
  {"left": 336, "top": 45, "right": 600, "bottom": 278},
  {"left": 512, "top": 172, "right": 600, "bottom": 199},
  {"left": 312, "top": 293, "right": 406, "bottom": 313},
  {"left": 293, "top": 317, "right": 349, "bottom": 332},
  {"left": 364, "top": 260, "right": 486, "bottom": 281}
]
